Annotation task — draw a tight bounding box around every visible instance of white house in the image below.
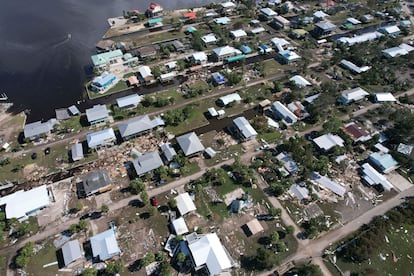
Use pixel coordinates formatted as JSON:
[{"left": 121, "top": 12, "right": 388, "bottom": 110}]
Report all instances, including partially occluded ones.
[
  {"left": 339, "top": 87, "right": 369, "bottom": 104},
  {"left": 313, "top": 133, "right": 345, "bottom": 151},
  {"left": 175, "top": 192, "right": 196, "bottom": 215},
  {"left": 271, "top": 101, "right": 298, "bottom": 126}
]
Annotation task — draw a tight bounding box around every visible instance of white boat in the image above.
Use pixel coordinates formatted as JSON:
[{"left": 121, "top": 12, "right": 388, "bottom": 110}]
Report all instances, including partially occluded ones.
[{"left": 0, "top": 93, "right": 8, "bottom": 101}]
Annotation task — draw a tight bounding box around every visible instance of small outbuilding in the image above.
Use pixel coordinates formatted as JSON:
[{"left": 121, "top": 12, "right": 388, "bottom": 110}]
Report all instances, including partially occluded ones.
[
  {"left": 175, "top": 192, "right": 196, "bottom": 215},
  {"left": 244, "top": 218, "right": 264, "bottom": 236}
]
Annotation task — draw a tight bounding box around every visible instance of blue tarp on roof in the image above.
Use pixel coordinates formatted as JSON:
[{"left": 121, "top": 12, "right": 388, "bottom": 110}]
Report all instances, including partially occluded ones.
[
  {"left": 148, "top": 17, "right": 163, "bottom": 25},
  {"left": 259, "top": 44, "right": 269, "bottom": 50},
  {"left": 187, "top": 26, "right": 197, "bottom": 33},
  {"left": 241, "top": 45, "right": 252, "bottom": 54},
  {"left": 211, "top": 72, "right": 226, "bottom": 85}
]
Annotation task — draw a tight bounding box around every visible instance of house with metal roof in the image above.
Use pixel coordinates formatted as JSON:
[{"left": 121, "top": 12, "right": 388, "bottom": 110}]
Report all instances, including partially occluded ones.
[
  {"left": 171, "top": 40, "right": 185, "bottom": 52},
  {"left": 233, "top": 117, "right": 257, "bottom": 141},
  {"left": 191, "top": 52, "right": 208, "bottom": 64},
  {"left": 177, "top": 132, "right": 205, "bottom": 156},
  {"left": 90, "top": 228, "right": 121, "bottom": 261},
  {"left": 276, "top": 152, "right": 299, "bottom": 175},
  {"left": 91, "top": 71, "right": 117, "bottom": 92},
  {"left": 132, "top": 151, "right": 164, "bottom": 176},
  {"left": 375, "top": 93, "right": 397, "bottom": 102},
  {"left": 68, "top": 105, "right": 80, "bottom": 116},
  {"left": 175, "top": 192, "right": 197, "bottom": 215},
  {"left": 188, "top": 232, "right": 234, "bottom": 275},
  {"left": 273, "top": 15, "right": 291, "bottom": 29},
  {"left": 137, "top": 65, "right": 154, "bottom": 85},
  {"left": 186, "top": 26, "right": 197, "bottom": 33},
  {"left": 71, "top": 143, "right": 84, "bottom": 162},
  {"left": 24, "top": 119, "right": 58, "bottom": 140},
  {"left": 343, "top": 122, "right": 371, "bottom": 142},
  {"left": 278, "top": 49, "right": 301, "bottom": 64},
  {"left": 137, "top": 45, "right": 157, "bottom": 59},
  {"left": 217, "top": 93, "right": 242, "bottom": 106},
  {"left": 313, "top": 133, "right": 344, "bottom": 151},
  {"left": 116, "top": 94, "right": 142, "bottom": 109},
  {"left": 241, "top": 45, "right": 252, "bottom": 54},
  {"left": 160, "top": 143, "right": 177, "bottom": 162},
  {"left": 260, "top": 7, "right": 277, "bottom": 20},
  {"left": 313, "top": 10, "right": 329, "bottom": 20},
  {"left": 146, "top": 2, "right": 163, "bottom": 17},
  {"left": 379, "top": 25, "right": 401, "bottom": 37},
  {"left": 271, "top": 37, "right": 290, "bottom": 52},
  {"left": 0, "top": 185, "right": 50, "bottom": 220},
  {"left": 361, "top": 163, "right": 393, "bottom": 191},
  {"left": 211, "top": 72, "right": 226, "bottom": 85},
  {"left": 288, "top": 184, "right": 309, "bottom": 201},
  {"left": 147, "top": 17, "right": 163, "bottom": 27},
  {"left": 313, "top": 21, "right": 337, "bottom": 37},
  {"left": 61, "top": 240, "right": 83, "bottom": 267},
  {"left": 85, "top": 104, "right": 109, "bottom": 125},
  {"left": 382, "top": 43, "right": 414, "bottom": 58},
  {"left": 204, "top": 147, "right": 217, "bottom": 158},
  {"left": 337, "top": 31, "right": 383, "bottom": 46},
  {"left": 201, "top": 33, "right": 218, "bottom": 46},
  {"left": 160, "top": 72, "right": 176, "bottom": 83},
  {"left": 339, "top": 59, "right": 371, "bottom": 74},
  {"left": 230, "top": 29, "right": 247, "bottom": 39},
  {"left": 221, "top": 1, "right": 236, "bottom": 9},
  {"left": 86, "top": 128, "right": 116, "bottom": 149},
  {"left": 91, "top": 49, "right": 123, "bottom": 70},
  {"left": 80, "top": 170, "right": 113, "bottom": 197},
  {"left": 369, "top": 152, "right": 398, "bottom": 173},
  {"left": 311, "top": 172, "right": 346, "bottom": 197},
  {"left": 289, "top": 75, "right": 311, "bottom": 87},
  {"left": 212, "top": 46, "right": 241, "bottom": 61},
  {"left": 339, "top": 87, "right": 369, "bottom": 104},
  {"left": 213, "top": 17, "right": 231, "bottom": 25},
  {"left": 172, "top": 217, "right": 189, "bottom": 235},
  {"left": 271, "top": 101, "right": 298, "bottom": 126},
  {"left": 118, "top": 115, "right": 153, "bottom": 140}
]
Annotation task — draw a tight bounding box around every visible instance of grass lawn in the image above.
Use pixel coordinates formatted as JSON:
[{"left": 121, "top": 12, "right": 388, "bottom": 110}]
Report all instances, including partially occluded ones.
[
  {"left": 123, "top": 72, "right": 135, "bottom": 78},
  {"left": 0, "top": 254, "right": 6, "bottom": 276},
  {"left": 181, "top": 161, "right": 201, "bottom": 177},
  {"left": 26, "top": 240, "right": 58, "bottom": 276},
  {"left": 258, "top": 130, "right": 283, "bottom": 144},
  {"left": 328, "top": 223, "right": 414, "bottom": 275},
  {"left": 204, "top": 144, "right": 244, "bottom": 167},
  {"left": 58, "top": 116, "right": 83, "bottom": 132},
  {"left": 165, "top": 103, "right": 210, "bottom": 135},
  {"left": 263, "top": 59, "right": 285, "bottom": 76}
]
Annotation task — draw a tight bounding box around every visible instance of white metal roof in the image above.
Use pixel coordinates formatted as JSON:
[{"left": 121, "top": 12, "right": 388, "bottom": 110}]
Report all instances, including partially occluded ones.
[
  {"left": 221, "top": 1, "right": 236, "bottom": 8},
  {"left": 86, "top": 128, "right": 116, "bottom": 148},
  {"left": 289, "top": 75, "right": 311, "bottom": 87},
  {"left": 202, "top": 33, "right": 218, "bottom": 44},
  {"left": 271, "top": 101, "right": 298, "bottom": 125},
  {"left": 383, "top": 43, "right": 414, "bottom": 58},
  {"left": 160, "top": 72, "right": 176, "bottom": 81},
  {"left": 192, "top": 51, "right": 208, "bottom": 62},
  {"left": 219, "top": 93, "right": 241, "bottom": 106},
  {"left": 233, "top": 117, "right": 257, "bottom": 139},
  {"left": 337, "top": 31, "right": 383, "bottom": 46},
  {"left": 375, "top": 93, "right": 396, "bottom": 102},
  {"left": 213, "top": 46, "right": 241, "bottom": 57},
  {"left": 230, "top": 29, "right": 247, "bottom": 38},
  {"left": 289, "top": 184, "right": 309, "bottom": 201},
  {"left": 361, "top": 163, "right": 393, "bottom": 191},
  {"left": 311, "top": 172, "right": 346, "bottom": 197},
  {"left": 116, "top": 94, "right": 142, "bottom": 108},
  {"left": 380, "top": 25, "right": 401, "bottom": 34},
  {"left": 341, "top": 87, "right": 369, "bottom": 103},
  {"left": 85, "top": 104, "right": 109, "bottom": 123},
  {"left": 271, "top": 37, "right": 290, "bottom": 50},
  {"left": 177, "top": 132, "right": 205, "bottom": 156},
  {"left": 160, "top": 143, "right": 177, "bottom": 162},
  {"left": 313, "top": 10, "right": 328, "bottom": 18},
  {"left": 175, "top": 192, "right": 196, "bottom": 215},
  {"left": 204, "top": 147, "right": 217, "bottom": 158},
  {"left": 276, "top": 152, "right": 299, "bottom": 174},
  {"left": 313, "top": 133, "right": 344, "bottom": 151},
  {"left": 347, "top": 17, "right": 361, "bottom": 25},
  {"left": 340, "top": 60, "right": 371, "bottom": 74},
  {"left": 62, "top": 240, "right": 82, "bottom": 266},
  {"left": 137, "top": 65, "right": 153, "bottom": 79},
  {"left": 90, "top": 228, "right": 121, "bottom": 261},
  {"left": 172, "top": 217, "right": 189, "bottom": 235},
  {"left": 188, "top": 233, "right": 233, "bottom": 275},
  {"left": 251, "top": 27, "right": 266, "bottom": 34},
  {"left": 0, "top": 185, "right": 50, "bottom": 219},
  {"left": 260, "top": 7, "right": 277, "bottom": 17},
  {"left": 71, "top": 143, "right": 84, "bottom": 161},
  {"left": 208, "top": 107, "right": 218, "bottom": 117}
]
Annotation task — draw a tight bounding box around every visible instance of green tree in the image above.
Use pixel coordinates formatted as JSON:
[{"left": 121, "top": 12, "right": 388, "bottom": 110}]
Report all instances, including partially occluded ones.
[
  {"left": 322, "top": 116, "right": 342, "bottom": 133},
  {"left": 82, "top": 267, "right": 98, "bottom": 276},
  {"left": 168, "top": 199, "right": 177, "bottom": 209},
  {"left": 149, "top": 206, "right": 157, "bottom": 216},
  {"left": 152, "top": 66, "right": 162, "bottom": 79},
  {"left": 269, "top": 207, "right": 281, "bottom": 217},
  {"left": 176, "top": 252, "right": 186, "bottom": 263},
  {"left": 141, "top": 252, "right": 155, "bottom": 266},
  {"left": 286, "top": 225, "right": 295, "bottom": 234},
  {"left": 255, "top": 247, "right": 272, "bottom": 270},
  {"left": 15, "top": 241, "right": 34, "bottom": 268},
  {"left": 69, "top": 224, "right": 78, "bottom": 234},
  {"left": 270, "top": 231, "right": 279, "bottom": 243},
  {"left": 140, "top": 191, "right": 149, "bottom": 205},
  {"left": 296, "top": 264, "right": 323, "bottom": 276},
  {"left": 276, "top": 241, "right": 287, "bottom": 252},
  {"left": 130, "top": 179, "right": 145, "bottom": 195},
  {"left": 101, "top": 204, "right": 109, "bottom": 213},
  {"left": 106, "top": 260, "right": 124, "bottom": 274},
  {"left": 75, "top": 202, "right": 83, "bottom": 212},
  {"left": 78, "top": 220, "right": 87, "bottom": 231}
]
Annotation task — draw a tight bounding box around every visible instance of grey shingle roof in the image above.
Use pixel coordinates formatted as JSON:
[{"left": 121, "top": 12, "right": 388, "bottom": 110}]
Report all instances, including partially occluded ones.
[
  {"left": 160, "top": 143, "right": 177, "bottom": 162},
  {"left": 71, "top": 143, "right": 84, "bottom": 161},
  {"left": 81, "top": 170, "right": 112, "bottom": 196},
  {"left": 118, "top": 115, "right": 153, "bottom": 138},
  {"left": 62, "top": 240, "right": 82, "bottom": 266},
  {"left": 176, "top": 132, "right": 205, "bottom": 156},
  {"left": 132, "top": 151, "right": 164, "bottom": 176},
  {"left": 85, "top": 105, "right": 109, "bottom": 123},
  {"left": 233, "top": 117, "right": 257, "bottom": 140},
  {"left": 90, "top": 228, "right": 120, "bottom": 261}
]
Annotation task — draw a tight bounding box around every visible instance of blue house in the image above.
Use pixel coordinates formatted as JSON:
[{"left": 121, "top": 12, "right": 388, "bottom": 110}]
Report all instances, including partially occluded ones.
[
  {"left": 369, "top": 152, "right": 398, "bottom": 173},
  {"left": 241, "top": 45, "right": 252, "bottom": 54},
  {"left": 91, "top": 72, "right": 117, "bottom": 92},
  {"left": 211, "top": 72, "right": 226, "bottom": 85}
]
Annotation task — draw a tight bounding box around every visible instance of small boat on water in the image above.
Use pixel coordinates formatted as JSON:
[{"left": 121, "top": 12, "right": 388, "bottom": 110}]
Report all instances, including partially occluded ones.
[{"left": 0, "top": 93, "right": 8, "bottom": 101}]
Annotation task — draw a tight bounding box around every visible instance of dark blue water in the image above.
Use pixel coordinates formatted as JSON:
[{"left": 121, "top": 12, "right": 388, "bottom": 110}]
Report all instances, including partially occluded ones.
[{"left": 0, "top": 0, "right": 214, "bottom": 122}]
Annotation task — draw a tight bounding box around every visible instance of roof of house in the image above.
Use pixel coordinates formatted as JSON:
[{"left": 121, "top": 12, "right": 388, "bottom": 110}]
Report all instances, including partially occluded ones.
[
  {"left": 204, "top": 147, "right": 217, "bottom": 158},
  {"left": 71, "top": 143, "right": 84, "bottom": 161},
  {"left": 188, "top": 233, "right": 233, "bottom": 275},
  {"left": 375, "top": 92, "right": 396, "bottom": 102},
  {"left": 208, "top": 107, "right": 219, "bottom": 117},
  {"left": 340, "top": 59, "right": 371, "bottom": 74},
  {"left": 86, "top": 128, "right": 115, "bottom": 148},
  {"left": 380, "top": 25, "right": 401, "bottom": 34},
  {"left": 211, "top": 72, "right": 226, "bottom": 84},
  {"left": 171, "top": 40, "right": 185, "bottom": 50},
  {"left": 0, "top": 185, "right": 50, "bottom": 219},
  {"left": 127, "top": 76, "right": 139, "bottom": 85},
  {"left": 311, "top": 172, "right": 346, "bottom": 197},
  {"left": 90, "top": 228, "right": 121, "bottom": 261},
  {"left": 175, "top": 192, "right": 196, "bottom": 215},
  {"left": 274, "top": 15, "right": 290, "bottom": 24},
  {"left": 289, "top": 184, "right": 309, "bottom": 201},
  {"left": 271, "top": 101, "right": 298, "bottom": 125},
  {"left": 61, "top": 240, "right": 82, "bottom": 266},
  {"left": 276, "top": 152, "right": 299, "bottom": 174},
  {"left": 218, "top": 93, "right": 242, "bottom": 106},
  {"left": 337, "top": 31, "right": 382, "bottom": 46},
  {"left": 92, "top": 71, "right": 116, "bottom": 87},
  {"left": 172, "top": 217, "right": 189, "bottom": 235},
  {"left": 24, "top": 120, "right": 56, "bottom": 138},
  {"left": 251, "top": 27, "right": 266, "bottom": 34},
  {"left": 86, "top": 105, "right": 109, "bottom": 123},
  {"left": 148, "top": 17, "right": 163, "bottom": 25},
  {"left": 369, "top": 152, "right": 398, "bottom": 172},
  {"left": 116, "top": 94, "right": 142, "bottom": 108},
  {"left": 118, "top": 115, "right": 153, "bottom": 138},
  {"left": 397, "top": 143, "right": 414, "bottom": 156},
  {"left": 132, "top": 151, "right": 164, "bottom": 176},
  {"left": 213, "top": 46, "right": 241, "bottom": 57},
  {"left": 343, "top": 122, "right": 370, "bottom": 142},
  {"left": 68, "top": 105, "right": 80, "bottom": 116},
  {"left": 347, "top": 17, "right": 361, "bottom": 25},
  {"left": 233, "top": 117, "right": 257, "bottom": 139},
  {"left": 245, "top": 219, "right": 264, "bottom": 235},
  {"left": 160, "top": 72, "right": 177, "bottom": 81},
  {"left": 221, "top": 1, "right": 236, "bottom": 8},
  {"left": 137, "top": 65, "right": 153, "bottom": 79},
  {"left": 313, "top": 133, "right": 345, "bottom": 151},
  {"left": 81, "top": 170, "right": 112, "bottom": 196},
  {"left": 160, "top": 143, "right": 177, "bottom": 162},
  {"left": 230, "top": 29, "right": 247, "bottom": 38},
  {"left": 192, "top": 51, "right": 208, "bottom": 62},
  {"left": 278, "top": 50, "right": 301, "bottom": 61},
  {"left": 187, "top": 26, "right": 197, "bottom": 33},
  {"left": 260, "top": 7, "right": 277, "bottom": 17},
  {"left": 138, "top": 45, "right": 157, "bottom": 56},
  {"left": 289, "top": 75, "right": 311, "bottom": 87},
  {"left": 315, "top": 21, "right": 336, "bottom": 31},
  {"left": 183, "top": 11, "right": 197, "bottom": 19},
  {"left": 341, "top": 87, "right": 369, "bottom": 103},
  {"left": 91, "top": 50, "right": 123, "bottom": 67},
  {"left": 213, "top": 17, "right": 231, "bottom": 25},
  {"left": 314, "top": 10, "right": 329, "bottom": 18},
  {"left": 271, "top": 37, "right": 290, "bottom": 50},
  {"left": 361, "top": 163, "right": 393, "bottom": 191},
  {"left": 177, "top": 132, "right": 205, "bottom": 156},
  {"left": 55, "top": 108, "right": 70, "bottom": 120}
]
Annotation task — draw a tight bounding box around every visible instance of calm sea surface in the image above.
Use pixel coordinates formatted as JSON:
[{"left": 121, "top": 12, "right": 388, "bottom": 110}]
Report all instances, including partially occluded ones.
[{"left": 0, "top": 0, "right": 215, "bottom": 122}]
